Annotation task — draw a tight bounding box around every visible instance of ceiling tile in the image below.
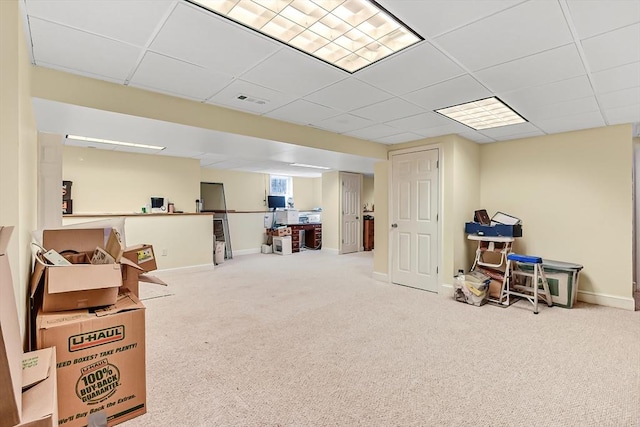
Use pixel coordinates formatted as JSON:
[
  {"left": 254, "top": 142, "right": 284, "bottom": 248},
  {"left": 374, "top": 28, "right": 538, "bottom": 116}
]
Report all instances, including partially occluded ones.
[
  {"left": 265, "top": 100, "right": 339, "bottom": 125},
  {"left": 535, "top": 111, "right": 606, "bottom": 134},
  {"left": 303, "top": 78, "right": 393, "bottom": 112},
  {"left": 592, "top": 62, "right": 640, "bottom": 94},
  {"left": 129, "top": 52, "right": 234, "bottom": 101},
  {"left": 413, "top": 122, "right": 472, "bottom": 138},
  {"left": 379, "top": 0, "right": 522, "bottom": 38},
  {"left": 403, "top": 75, "right": 492, "bottom": 111},
  {"left": 567, "top": 0, "right": 640, "bottom": 39},
  {"left": 350, "top": 98, "right": 425, "bottom": 122},
  {"left": 29, "top": 17, "right": 141, "bottom": 82},
  {"left": 491, "top": 130, "right": 546, "bottom": 141},
  {"left": 385, "top": 112, "right": 452, "bottom": 132},
  {"left": 475, "top": 44, "right": 586, "bottom": 93},
  {"left": 604, "top": 104, "right": 640, "bottom": 125},
  {"left": 311, "top": 114, "right": 375, "bottom": 134},
  {"left": 238, "top": 49, "right": 346, "bottom": 97},
  {"left": 434, "top": 1, "right": 573, "bottom": 71},
  {"left": 344, "top": 124, "right": 403, "bottom": 140},
  {"left": 355, "top": 43, "right": 465, "bottom": 95},
  {"left": 458, "top": 132, "right": 495, "bottom": 143},
  {"left": 25, "top": 0, "right": 174, "bottom": 46},
  {"left": 581, "top": 23, "right": 640, "bottom": 72},
  {"left": 375, "top": 132, "right": 425, "bottom": 144},
  {"left": 598, "top": 87, "right": 640, "bottom": 110},
  {"left": 150, "top": 3, "right": 282, "bottom": 76},
  {"left": 501, "top": 75, "right": 594, "bottom": 111},
  {"left": 520, "top": 96, "right": 600, "bottom": 123},
  {"left": 477, "top": 122, "right": 541, "bottom": 139},
  {"left": 206, "top": 80, "right": 295, "bottom": 114}
]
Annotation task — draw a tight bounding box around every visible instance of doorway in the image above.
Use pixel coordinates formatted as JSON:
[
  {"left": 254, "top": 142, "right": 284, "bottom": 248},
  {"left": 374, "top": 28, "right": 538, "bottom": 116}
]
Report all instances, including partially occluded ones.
[
  {"left": 341, "top": 172, "right": 361, "bottom": 254},
  {"left": 390, "top": 148, "right": 440, "bottom": 292}
]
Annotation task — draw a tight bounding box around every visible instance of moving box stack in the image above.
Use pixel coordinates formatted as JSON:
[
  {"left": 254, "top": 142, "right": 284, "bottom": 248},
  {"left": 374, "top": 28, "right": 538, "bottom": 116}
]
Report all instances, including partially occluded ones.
[
  {"left": 24, "top": 226, "right": 153, "bottom": 427},
  {"left": 1, "top": 226, "right": 58, "bottom": 427}
]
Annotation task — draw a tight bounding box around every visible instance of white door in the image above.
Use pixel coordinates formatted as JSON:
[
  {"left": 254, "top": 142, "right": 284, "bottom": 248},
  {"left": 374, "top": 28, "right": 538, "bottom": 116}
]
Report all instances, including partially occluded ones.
[
  {"left": 390, "top": 149, "right": 439, "bottom": 292},
  {"left": 341, "top": 172, "right": 360, "bottom": 254}
]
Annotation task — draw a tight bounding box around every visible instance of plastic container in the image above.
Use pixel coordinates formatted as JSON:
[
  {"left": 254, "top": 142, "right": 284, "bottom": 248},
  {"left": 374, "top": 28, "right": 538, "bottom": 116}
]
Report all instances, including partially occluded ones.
[
  {"left": 453, "top": 270, "right": 489, "bottom": 306},
  {"left": 215, "top": 241, "right": 226, "bottom": 264},
  {"left": 519, "top": 259, "right": 583, "bottom": 308}
]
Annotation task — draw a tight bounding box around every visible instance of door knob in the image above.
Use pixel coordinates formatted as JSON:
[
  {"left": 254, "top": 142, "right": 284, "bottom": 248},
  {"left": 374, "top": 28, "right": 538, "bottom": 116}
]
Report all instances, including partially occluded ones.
[{"left": 391, "top": 223, "right": 398, "bottom": 228}]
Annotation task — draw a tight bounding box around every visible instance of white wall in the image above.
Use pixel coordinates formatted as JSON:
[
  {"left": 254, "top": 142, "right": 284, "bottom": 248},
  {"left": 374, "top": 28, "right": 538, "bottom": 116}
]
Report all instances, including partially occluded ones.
[
  {"left": 0, "top": 0, "right": 38, "bottom": 340},
  {"left": 292, "top": 176, "right": 322, "bottom": 210},
  {"left": 373, "top": 162, "right": 388, "bottom": 278},
  {"left": 322, "top": 171, "right": 340, "bottom": 251},
  {"left": 63, "top": 146, "right": 200, "bottom": 214},
  {"left": 362, "top": 175, "right": 374, "bottom": 213},
  {"left": 481, "top": 125, "right": 633, "bottom": 309},
  {"left": 451, "top": 136, "right": 482, "bottom": 275},
  {"left": 634, "top": 137, "right": 639, "bottom": 293}
]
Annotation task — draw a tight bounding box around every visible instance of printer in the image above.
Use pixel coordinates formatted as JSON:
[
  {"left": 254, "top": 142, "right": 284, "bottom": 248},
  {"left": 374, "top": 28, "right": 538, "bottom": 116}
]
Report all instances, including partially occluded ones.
[{"left": 275, "top": 209, "right": 299, "bottom": 225}]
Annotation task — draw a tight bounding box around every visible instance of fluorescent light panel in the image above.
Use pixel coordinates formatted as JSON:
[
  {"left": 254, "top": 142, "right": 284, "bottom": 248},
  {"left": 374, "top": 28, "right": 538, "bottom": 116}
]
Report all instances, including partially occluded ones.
[
  {"left": 66, "top": 135, "right": 165, "bottom": 150},
  {"left": 188, "top": 0, "right": 422, "bottom": 73},
  {"left": 434, "top": 97, "right": 527, "bottom": 130},
  {"left": 290, "top": 162, "right": 330, "bottom": 169}
]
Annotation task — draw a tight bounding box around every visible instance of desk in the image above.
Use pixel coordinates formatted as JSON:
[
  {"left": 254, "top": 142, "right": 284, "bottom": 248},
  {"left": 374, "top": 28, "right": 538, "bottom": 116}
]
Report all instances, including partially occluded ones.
[{"left": 288, "top": 223, "right": 322, "bottom": 252}]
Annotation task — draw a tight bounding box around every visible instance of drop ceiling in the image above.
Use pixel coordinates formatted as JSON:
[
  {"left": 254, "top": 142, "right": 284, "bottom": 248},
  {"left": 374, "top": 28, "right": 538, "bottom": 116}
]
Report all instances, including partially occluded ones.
[{"left": 21, "top": 0, "right": 640, "bottom": 177}]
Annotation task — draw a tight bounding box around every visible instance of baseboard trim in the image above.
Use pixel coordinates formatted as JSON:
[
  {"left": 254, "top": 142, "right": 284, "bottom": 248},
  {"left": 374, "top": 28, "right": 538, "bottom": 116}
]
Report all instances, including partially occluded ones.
[
  {"left": 232, "top": 248, "right": 261, "bottom": 256},
  {"left": 322, "top": 248, "right": 339, "bottom": 255},
  {"left": 577, "top": 290, "right": 635, "bottom": 311},
  {"left": 372, "top": 271, "right": 387, "bottom": 282},
  {"left": 156, "top": 263, "right": 214, "bottom": 273}
]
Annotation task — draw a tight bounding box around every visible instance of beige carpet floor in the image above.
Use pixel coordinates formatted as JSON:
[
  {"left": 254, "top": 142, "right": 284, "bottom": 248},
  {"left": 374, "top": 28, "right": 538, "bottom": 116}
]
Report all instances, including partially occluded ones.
[{"left": 124, "top": 251, "right": 640, "bottom": 426}]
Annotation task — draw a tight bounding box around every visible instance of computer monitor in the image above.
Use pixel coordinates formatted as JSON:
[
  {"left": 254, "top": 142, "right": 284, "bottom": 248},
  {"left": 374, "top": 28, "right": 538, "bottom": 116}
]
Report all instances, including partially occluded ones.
[{"left": 267, "top": 195, "right": 286, "bottom": 209}]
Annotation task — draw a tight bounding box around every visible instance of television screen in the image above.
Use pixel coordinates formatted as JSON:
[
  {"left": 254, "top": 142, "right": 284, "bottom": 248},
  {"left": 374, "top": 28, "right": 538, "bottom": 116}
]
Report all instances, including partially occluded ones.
[{"left": 267, "top": 195, "right": 286, "bottom": 209}]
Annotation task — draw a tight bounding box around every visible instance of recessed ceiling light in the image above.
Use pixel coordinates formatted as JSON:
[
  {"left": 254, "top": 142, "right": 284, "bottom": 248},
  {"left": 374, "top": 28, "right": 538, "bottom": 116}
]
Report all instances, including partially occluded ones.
[
  {"left": 434, "top": 97, "right": 527, "bottom": 130},
  {"left": 290, "top": 162, "right": 330, "bottom": 169},
  {"left": 66, "top": 135, "right": 166, "bottom": 150},
  {"left": 187, "top": 0, "right": 422, "bottom": 73}
]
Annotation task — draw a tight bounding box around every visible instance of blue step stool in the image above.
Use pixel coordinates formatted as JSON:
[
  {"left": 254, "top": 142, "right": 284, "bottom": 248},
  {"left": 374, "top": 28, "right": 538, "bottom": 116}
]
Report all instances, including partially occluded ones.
[{"left": 504, "top": 253, "right": 553, "bottom": 314}]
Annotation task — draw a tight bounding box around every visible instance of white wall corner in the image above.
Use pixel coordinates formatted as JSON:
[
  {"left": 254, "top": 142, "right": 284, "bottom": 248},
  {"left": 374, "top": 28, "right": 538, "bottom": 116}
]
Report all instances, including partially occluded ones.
[
  {"left": 440, "top": 282, "right": 454, "bottom": 298},
  {"left": 372, "top": 271, "right": 387, "bottom": 282}
]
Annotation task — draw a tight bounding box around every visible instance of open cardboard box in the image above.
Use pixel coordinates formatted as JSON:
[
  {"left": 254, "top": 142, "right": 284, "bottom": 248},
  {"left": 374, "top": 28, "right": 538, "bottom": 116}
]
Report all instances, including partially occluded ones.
[
  {"left": 30, "top": 228, "right": 138, "bottom": 313},
  {"left": 18, "top": 347, "right": 58, "bottom": 427},
  {"left": 121, "top": 244, "right": 167, "bottom": 297}
]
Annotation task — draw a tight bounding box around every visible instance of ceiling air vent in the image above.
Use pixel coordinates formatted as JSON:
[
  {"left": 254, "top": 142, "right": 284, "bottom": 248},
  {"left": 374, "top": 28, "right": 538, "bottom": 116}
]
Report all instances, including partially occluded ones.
[{"left": 236, "top": 94, "right": 268, "bottom": 105}]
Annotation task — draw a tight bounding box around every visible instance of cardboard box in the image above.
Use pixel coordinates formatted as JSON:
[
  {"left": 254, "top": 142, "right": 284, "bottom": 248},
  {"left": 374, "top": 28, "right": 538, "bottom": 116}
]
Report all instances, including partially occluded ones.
[
  {"left": 122, "top": 245, "right": 157, "bottom": 272},
  {"left": 35, "top": 292, "right": 146, "bottom": 427},
  {"left": 1, "top": 225, "right": 22, "bottom": 427},
  {"left": 120, "top": 245, "right": 166, "bottom": 297},
  {"left": 18, "top": 347, "right": 58, "bottom": 427},
  {"left": 1, "top": 226, "right": 58, "bottom": 427},
  {"left": 268, "top": 227, "right": 291, "bottom": 237},
  {"left": 30, "top": 228, "right": 125, "bottom": 312}
]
